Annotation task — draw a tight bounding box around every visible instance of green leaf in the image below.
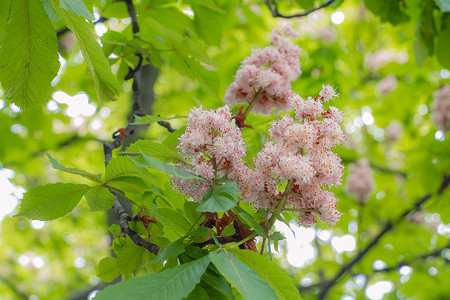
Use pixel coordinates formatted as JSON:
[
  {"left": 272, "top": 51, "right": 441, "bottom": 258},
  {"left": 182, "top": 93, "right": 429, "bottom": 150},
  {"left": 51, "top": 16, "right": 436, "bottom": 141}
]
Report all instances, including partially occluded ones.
[
  {"left": 97, "top": 237, "right": 146, "bottom": 282},
  {"left": 47, "top": 153, "right": 102, "bottom": 183},
  {"left": 131, "top": 115, "right": 186, "bottom": 125},
  {"left": 435, "top": 0, "right": 450, "bottom": 12},
  {"left": 232, "top": 249, "right": 302, "bottom": 300},
  {"left": 40, "top": 0, "right": 59, "bottom": 21},
  {"left": 51, "top": 0, "right": 121, "bottom": 102},
  {"left": 107, "top": 176, "right": 150, "bottom": 195},
  {"left": 197, "top": 182, "right": 238, "bottom": 213},
  {"left": 134, "top": 152, "right": 206, "bottom": 181},
  {"left": 153, "top": 208, "right": 191, "bottom": 237},
  {"left": 125, "top": 140, "right": 182, "bottom": 162},
  {"left": 95, "top": 256, "right": 210, "bottom": 300},
  {"left": 85, "top": 186, "right": 114, "bottom": 211},
  {"left": 146, "top": 241, "right": 185, "bottom": 266},
  {"left": 0, "top": 0, "right": 12, "bottom": 37},
  {"left": 413, "top": 34, "right": 428, "bottom": 66},
  {"left": 16, "top": 183, "right": 91, "bottom": 220},
  {"left": 236, "top": 205, "right": 268, "bottom": 238},
  {"left": 437, "top": 29, "right": 450, "bottom": 68},
  {"left": 270, "top": 232, "right": 286, "bottom": 242},
  {"left": 163, "top": 126, "right": 186, "bottom": 152},
  {"left": 209, "top": 249, "right": 278, "bottom": 300},
  {"left": 192, "top": 1, "right": 224, "bottom": 46},
  {"left": 105, "top": 156, "right": 152, "bottom": 182},
  {"left": 59, "top": 0, "right": 94, "bottom": 20},
  {"left": 0, "top": 0, "right": 59, "bottom": 107}
]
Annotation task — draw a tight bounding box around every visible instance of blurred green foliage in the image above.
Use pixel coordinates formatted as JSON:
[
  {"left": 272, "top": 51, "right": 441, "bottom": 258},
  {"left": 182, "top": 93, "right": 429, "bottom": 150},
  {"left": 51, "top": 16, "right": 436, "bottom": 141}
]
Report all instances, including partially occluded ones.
[{"left": 0, "top": 0, "right": 449, "bottom": 299}]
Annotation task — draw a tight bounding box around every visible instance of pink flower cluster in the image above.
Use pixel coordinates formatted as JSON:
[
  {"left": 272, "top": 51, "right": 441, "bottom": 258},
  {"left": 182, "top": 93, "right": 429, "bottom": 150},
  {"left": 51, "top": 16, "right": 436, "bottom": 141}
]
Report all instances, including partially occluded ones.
[
  {"left": 432, "top": 85, "right": 450, "bottom": 131},
  {"left": 345, "top": 159, "right": 374, "bottom": 205},
  {"left": 223, "top": 27, "right": 302, "bottom": 114},
  {"left": 245, "top": 88, "right": 345, "bottom": 226},
  {"left": 172, "top": 106, "right": 248, "bottom": 202}
]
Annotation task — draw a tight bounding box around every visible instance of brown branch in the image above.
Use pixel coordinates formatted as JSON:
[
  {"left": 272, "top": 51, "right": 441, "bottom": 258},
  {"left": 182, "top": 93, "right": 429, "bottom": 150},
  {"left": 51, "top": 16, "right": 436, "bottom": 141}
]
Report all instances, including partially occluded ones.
[
  {"left": 305, "top": 174, "right": 450, "bottom": 299},
  {"left": 266, "top": 0, "right": 337, "bottom": 19}
]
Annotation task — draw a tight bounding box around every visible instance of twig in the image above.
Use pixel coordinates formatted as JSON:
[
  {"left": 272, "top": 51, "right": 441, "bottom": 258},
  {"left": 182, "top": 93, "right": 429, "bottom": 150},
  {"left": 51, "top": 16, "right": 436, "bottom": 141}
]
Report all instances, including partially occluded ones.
[
  {"left": 112, "top": 195, "right": 160, "bottom": 254},
  {"left": 157, "top": 121, "right": 176, "bottom": 132},
  {"left": 266, "top": 0, "right": 337, "bottom": 19},
  {"left": 101, "top": 0, "right": 162, "bottom": 256},
  {"left": 315, "top": 174, "right": 450, "bottom": 299}
]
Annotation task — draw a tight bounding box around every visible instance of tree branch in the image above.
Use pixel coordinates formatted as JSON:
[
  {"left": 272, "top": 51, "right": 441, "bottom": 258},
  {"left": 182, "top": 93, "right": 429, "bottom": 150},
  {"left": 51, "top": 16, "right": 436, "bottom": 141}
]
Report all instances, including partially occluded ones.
[
  {"left": 265, "top": 0, "right": 337, "bottom": 19},
  {"left": 313, "top": 174, "right": 450, "bottom": 299},
  {"left": 374, "top": 243, "right": 450, "bottom": 273}
]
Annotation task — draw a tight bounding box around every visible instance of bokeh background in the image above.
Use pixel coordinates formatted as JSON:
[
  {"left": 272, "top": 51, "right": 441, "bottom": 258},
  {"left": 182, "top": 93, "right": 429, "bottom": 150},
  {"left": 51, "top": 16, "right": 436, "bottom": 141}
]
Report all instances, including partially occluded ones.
[{"left": 1, "top": 0, "right": 449, "bottom": 299}]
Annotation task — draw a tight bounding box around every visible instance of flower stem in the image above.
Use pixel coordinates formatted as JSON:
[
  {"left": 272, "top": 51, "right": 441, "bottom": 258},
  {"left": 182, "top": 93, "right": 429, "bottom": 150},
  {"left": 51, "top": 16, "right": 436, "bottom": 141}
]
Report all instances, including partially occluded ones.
[
  {"left": 267, "top": 179, "right": 295, "bottom": 230},
  {"left": 242, "top": 87, "right": 264, "bottom": 119}
]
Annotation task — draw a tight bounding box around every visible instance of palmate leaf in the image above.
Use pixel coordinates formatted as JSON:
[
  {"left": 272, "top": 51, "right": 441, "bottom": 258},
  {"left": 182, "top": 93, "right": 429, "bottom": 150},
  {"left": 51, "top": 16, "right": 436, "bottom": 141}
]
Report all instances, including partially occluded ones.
[
  {"left": 232, "top": 249, "right": 302, "bottom": 300},
  {"left": 196, "top": 182, "right": 238, "bottom": 213},
  {"left": 50, "top": 0, "right": 121, "bottom": 102},
  {"left": 46, "top": 153, "right": 102, "bottom": 183},
  {"left": 16, "top": 183, "right": 92, "bottom": 220},
  {"left": 0, "top": 0, "right": 59, "bottom": 107},
  {"left": 209, "top": 249, "right": 278, "bottom": 300},
  {"left": 95, "top": 255, "right": 210, "bottom": 300},
  {"left": 85, "top": 186, "right": 114, "bottom": 211}
]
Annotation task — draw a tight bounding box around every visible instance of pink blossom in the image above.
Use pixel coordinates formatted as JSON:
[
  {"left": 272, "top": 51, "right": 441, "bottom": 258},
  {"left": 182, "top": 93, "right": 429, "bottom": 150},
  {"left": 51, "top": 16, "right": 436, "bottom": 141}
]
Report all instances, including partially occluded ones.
[
  {"left": 289, "top": 94, "right": 324, "bottom": 120},
  {"left": 173, "top": 105, "right": 247, "bottom": 201},
  {"left": 377, "top": 75, "right": 397, "bottom": 94},
  {"left": 384, "top": 120, "right": 403, "bottom": 142},
  {"left": 248, "top": 86, "right": 345, "bottom": 227},
  {"left": 223, "top": 28, "right": 301, "bottom": 114},
  {"left": 432, "top": 85, "right": 450, "bottom": 131},
  {"left": 345, "top": 159, "right": 374, "bottom": 204},
  {"left": 319, "top": 84, "right": 339, "bottom": 102}
]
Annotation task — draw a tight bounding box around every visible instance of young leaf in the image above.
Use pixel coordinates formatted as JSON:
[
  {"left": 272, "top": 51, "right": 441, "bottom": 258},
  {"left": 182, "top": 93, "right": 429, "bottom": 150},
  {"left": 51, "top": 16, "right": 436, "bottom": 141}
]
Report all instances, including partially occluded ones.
[
  {"left": 134, "top": 153, "right": 205, "bottom": 181},
  {"left": 50, "top": 0, "right": 121, "bottom": 102},
  {"left": 97, "top": 238, "right": 146, "bottom": 282},
  {"left": 16, "top": 183, "right": 91, "bottom": 220},
  {"left": 85, "top": 186, "right": 114, "bottom": 211},
  {"left": 0, "top": 0, "right": 59, "bottom": 107},
  {"left": 209, "top": 249, "right": 278, "bottom": 300},
  {"left": 196, "top": 182, "right": 238, "bottom": 213},
  {"left": 59, "top": 0, "right": 94, "bottom": 20},
  {"left": 125, "top": 140, "right": 182, "bottom": 162},
  {"left": 232, "top": 249, "right": 302, "bottom": 300},
  {"left": 146, "top": 241, "right": 185, "bottom": 266},
  {"left": 47, "top": 153, "right": 102, "bottom": 183},
  {"left": 95, "top": 255, "right": 210, "bottom": 300}
]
